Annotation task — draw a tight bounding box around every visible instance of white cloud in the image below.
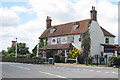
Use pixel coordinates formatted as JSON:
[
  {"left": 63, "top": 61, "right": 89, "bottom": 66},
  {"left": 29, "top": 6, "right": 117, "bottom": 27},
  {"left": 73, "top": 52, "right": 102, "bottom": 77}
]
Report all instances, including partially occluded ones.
[
  {"left": 10, "top": 6, "right": 33, "bottom": 13},
  {"left": 0, "top": 0, "right": 118, "bottom": 52},
  {"left": 0, "top": 8, "right": 20, "bottom": 27}
]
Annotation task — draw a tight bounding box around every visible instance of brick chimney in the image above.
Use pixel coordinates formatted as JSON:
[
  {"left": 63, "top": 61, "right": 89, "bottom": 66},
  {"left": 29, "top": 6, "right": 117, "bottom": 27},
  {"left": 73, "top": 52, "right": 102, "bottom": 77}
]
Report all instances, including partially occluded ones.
[
  {"left": 46, "top": 16, "right": 52, "bottom": 29},
  {"left": 90, "top": 6, "right": 97, "bottom": 21}
]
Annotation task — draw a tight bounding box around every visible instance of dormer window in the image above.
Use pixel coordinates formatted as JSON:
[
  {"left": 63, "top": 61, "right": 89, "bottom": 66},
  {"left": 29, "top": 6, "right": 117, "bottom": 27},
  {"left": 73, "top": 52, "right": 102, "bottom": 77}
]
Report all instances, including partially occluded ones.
[
  {"left": 72, "top": 24, "right": 79, "bottom": 30},
  {"left": 50, "top": 29, "right": 56, "bottom": 33}
]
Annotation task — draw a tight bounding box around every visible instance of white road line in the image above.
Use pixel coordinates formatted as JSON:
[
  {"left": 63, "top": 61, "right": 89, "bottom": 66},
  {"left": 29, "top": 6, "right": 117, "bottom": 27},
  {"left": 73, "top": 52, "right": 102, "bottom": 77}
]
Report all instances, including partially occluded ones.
[
  {"left": 112, "top": 72, "right": 118, "bottom": 74},
  {"left": 10, "top": 65, "right": 30, "bottom": 70},
  {"left": 96, "top": 71, "right": 101, "bottom": 72},
  {"left": 105, "top": 72, "right": 110, "bottom": 74},
  {"left": 39, "top": 71, "right": 66, "bottom": 78},
  {"left": 89, "top": 70, "right": 94, "bottom": 72}
]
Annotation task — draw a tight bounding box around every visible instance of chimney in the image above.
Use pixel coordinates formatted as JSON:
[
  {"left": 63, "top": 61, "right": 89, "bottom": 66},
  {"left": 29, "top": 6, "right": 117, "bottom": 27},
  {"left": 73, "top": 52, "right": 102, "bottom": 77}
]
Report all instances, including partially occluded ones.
[
  {"left": 46, "top": 16, "right": 52, "bottom": 29},
  {"left": 90, "top": 6, "right": 97, "bottom": 21}
]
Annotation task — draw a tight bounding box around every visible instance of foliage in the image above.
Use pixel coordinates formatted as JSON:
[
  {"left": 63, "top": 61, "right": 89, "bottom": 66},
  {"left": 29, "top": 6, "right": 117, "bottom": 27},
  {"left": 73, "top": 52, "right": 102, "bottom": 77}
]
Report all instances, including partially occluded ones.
[
  {"left": 81, "top": 29, "right": 91, "bottom": 58},
  {"left": 6, "top": 42, "right": 29, "bottom": 58},
  {"left": 17, "top": 43, "right": 29, "bottom": 55},
  {"left": 32, "top": 38, "right": 48, "bottom": 56},
  {"left": 6, "top": 53, "right": 15, "bottom": 58},
  {"left": 1, "top": 50, "right": 6, "bottom": 54},
  {"left": 109, "top": 56, "right": 120, "bottom": 67},
  {"left": 69, "top": 47, "right": 81, "bottom": 59},
  {"left": 2, "top": 57, "right": 44, "bottom": 64},
  {"left": 88, "top": 56, "right": 93, "bottom": 64},
  {"left": 17, "top": 53, "right": 30, "bottom": 58},
  {"left": 80, "top": 28, "right": 91, "bottom": 65}
]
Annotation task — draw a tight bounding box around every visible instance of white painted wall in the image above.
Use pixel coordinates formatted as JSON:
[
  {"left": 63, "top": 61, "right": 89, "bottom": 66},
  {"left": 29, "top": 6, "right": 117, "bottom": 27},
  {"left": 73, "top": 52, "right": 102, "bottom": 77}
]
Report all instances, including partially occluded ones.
[
  {"left": 72, "top": 35, "right": 81, "bottom": 49},
  {"left": 104, "top": 36, "right": 114, "bottom": 45},
  {"left": 47, "top": 34, "right": 81, "bottom": 49},
  {"left": 89, "top": 21, "right": 104, "bottom": 56}
]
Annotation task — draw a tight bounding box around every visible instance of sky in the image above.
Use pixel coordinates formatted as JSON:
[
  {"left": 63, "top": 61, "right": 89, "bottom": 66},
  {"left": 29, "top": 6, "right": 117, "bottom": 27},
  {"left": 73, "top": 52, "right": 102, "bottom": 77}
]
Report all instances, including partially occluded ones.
[{"left": 0, "top": 0, "right": 119, "bottom": 52}]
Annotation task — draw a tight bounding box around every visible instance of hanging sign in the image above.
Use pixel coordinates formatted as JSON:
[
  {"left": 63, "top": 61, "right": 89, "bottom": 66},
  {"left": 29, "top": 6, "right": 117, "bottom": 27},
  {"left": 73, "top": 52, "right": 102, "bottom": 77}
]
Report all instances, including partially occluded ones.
[
  {"left": 104, "top": 47, "right": 115, "bottom": 53},
  {"left": 12, "top": 41, "right": 16, "bottom": 47}
]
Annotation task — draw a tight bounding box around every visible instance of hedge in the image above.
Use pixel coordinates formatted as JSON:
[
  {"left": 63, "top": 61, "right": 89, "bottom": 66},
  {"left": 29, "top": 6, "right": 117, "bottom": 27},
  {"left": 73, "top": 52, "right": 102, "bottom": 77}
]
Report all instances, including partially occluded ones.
[
  {"left": 2, "top": 56, "right": 44, "bottom": 64},
  {"left": 109, "top": 56, "right": 120, "bottom": 67}
]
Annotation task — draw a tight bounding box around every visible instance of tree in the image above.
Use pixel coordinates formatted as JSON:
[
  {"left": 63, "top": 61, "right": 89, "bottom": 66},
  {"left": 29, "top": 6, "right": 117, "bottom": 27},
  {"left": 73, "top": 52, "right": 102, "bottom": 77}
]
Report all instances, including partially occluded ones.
[
  {"left": 7, "top": 42, "right": 29, "bottom": 57},
  {"left": 81, "top": 29, "right": 91, "bottom": 65}
]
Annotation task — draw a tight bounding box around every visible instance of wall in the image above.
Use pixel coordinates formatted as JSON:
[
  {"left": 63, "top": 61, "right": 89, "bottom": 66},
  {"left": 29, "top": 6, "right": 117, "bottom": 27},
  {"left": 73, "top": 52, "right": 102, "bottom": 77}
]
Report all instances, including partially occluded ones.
[
  {"left": 89, "top": 21, "right": 104, "bottom": 56},
  {"left": 47, "top": 34, "right": 81, "bottom": 49},
  {"left": 104, "top": 36, "right": 114, "bottom": 45}
]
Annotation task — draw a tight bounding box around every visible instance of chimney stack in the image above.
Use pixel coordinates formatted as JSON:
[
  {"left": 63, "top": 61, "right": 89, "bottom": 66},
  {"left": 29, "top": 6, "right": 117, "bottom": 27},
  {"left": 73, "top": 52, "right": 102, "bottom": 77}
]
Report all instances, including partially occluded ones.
[
  {"left": 90, "top": 6, "right": 97, "bottom": 21},
  {"left": 46, "top": 16, "right": 52, "bottom": 29}
]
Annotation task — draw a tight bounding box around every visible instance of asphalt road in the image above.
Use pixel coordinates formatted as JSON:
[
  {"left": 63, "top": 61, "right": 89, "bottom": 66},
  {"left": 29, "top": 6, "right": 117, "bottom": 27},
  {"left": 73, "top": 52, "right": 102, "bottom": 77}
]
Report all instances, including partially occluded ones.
[{"left": 1, "top": 62, "right": 120, "bottom": 80}]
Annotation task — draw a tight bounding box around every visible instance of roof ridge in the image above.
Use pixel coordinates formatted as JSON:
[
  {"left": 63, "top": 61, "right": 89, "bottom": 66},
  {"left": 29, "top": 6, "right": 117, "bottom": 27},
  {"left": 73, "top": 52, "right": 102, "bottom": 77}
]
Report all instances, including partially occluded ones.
[{"left": 52, "top": 19, "right": 90, "bottom": 27}]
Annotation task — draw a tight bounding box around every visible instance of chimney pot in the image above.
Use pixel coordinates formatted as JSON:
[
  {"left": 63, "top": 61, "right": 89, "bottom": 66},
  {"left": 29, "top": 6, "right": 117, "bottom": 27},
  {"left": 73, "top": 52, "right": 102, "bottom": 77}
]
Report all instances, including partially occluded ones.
[
  {"left": 92, "top": 6, "right": 94, "bottom": 10},
  {"left": 46, "top": 16, "right": 52, "bottom": 29},
  {"left": 90, "top": 6, "right": 97, "bottom": 21}
]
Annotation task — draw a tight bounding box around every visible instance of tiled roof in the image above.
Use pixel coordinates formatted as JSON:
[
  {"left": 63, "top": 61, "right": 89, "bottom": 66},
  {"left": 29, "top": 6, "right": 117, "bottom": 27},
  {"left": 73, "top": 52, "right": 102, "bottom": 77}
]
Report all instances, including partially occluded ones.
[
  {"left": 40, "top": 19, "right": 115, "bottom": 38},
  {"left": 41, "top": 43, "right": 73, "bottom": 50},
  {"left": 100, "top": 27, "right": 115, "bottom": 37},
  {"left": 40, "top": 19, "right": 90, "bottom": 38}
]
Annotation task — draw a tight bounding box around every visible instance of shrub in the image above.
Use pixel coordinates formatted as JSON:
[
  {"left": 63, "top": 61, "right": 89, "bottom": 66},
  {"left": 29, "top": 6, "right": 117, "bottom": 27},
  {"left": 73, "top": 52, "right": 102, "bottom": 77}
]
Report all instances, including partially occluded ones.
[{"left": 109, "top": 56, "right": 120, "bottom": 67}]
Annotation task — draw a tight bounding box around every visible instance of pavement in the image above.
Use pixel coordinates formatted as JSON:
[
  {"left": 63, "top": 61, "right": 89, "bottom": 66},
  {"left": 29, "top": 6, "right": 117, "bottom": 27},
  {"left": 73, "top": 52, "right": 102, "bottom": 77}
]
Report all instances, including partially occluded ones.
[
  {"left": 1, "top": 62, "right": 119, "bottom": 80},
  {"left": 54, "top": 63, "right": 115, "bottom": 69}
]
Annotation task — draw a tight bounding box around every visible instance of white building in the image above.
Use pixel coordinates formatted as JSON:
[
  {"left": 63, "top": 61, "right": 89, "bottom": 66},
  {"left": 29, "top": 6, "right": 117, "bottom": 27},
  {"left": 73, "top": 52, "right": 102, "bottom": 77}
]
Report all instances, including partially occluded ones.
[{"left": 39, "top": 6, "right": 115, "bottom": 64}]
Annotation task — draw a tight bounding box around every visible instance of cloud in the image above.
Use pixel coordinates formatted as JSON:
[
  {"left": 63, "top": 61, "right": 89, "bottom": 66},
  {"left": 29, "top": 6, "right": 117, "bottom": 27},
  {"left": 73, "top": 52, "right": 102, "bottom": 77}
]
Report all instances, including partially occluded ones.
[
  {"left": 10, "top": 6, "right": 33, "bottom": 13},
  {"left": 0, "top": 0, "right": 118, "bottom": 52},
  {"left": 0, "top": 8, "right": 20, "bottom": 27}
]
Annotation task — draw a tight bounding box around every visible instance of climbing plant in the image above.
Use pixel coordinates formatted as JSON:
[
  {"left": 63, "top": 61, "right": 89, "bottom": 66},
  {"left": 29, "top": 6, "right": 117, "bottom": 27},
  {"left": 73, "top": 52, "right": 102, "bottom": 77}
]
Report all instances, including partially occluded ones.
[
  {"left": 32, "top": 38, "right": 48, "bottom": 56},
  {"left": 81, "top": 28, "right": 91, "bottom": 64}
]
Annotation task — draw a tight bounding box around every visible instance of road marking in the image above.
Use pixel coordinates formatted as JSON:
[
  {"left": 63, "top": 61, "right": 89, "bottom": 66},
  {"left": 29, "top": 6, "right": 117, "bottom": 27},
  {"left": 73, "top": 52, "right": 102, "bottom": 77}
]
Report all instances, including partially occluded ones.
[
  {"left": 96, "top": 71, "right": 101, "bottom": 72},
  {"left": 10, "top": 65, "right": 30, "bottom": 70},
  {"left": 105, "top": 72, "right": 110, "bottom": 74},
  {"left": 89, "top": 70, "right": 94, "bottom": 72},
  {"left": 39, "top": 71, "right": 66, "bottom": 78},
  {"left": 112, "top": 72, "right": 118, "bottom": 74}
]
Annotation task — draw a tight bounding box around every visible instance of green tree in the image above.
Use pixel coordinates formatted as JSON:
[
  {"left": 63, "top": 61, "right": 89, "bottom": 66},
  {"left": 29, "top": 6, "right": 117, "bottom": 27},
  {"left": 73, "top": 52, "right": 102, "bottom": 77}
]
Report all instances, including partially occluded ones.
[{"left": 7, "top": 42, "right": 29, "bottom": 57}]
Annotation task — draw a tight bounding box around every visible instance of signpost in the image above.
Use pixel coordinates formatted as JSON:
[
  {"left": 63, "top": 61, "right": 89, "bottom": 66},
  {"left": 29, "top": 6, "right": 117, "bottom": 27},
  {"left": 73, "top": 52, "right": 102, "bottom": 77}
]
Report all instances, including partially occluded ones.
[
  {"left": 12, "top": 38, "right": 17, "bottom": 58},
  {"left": 15, "top": 38, "right": 17, "bottom": 58}
]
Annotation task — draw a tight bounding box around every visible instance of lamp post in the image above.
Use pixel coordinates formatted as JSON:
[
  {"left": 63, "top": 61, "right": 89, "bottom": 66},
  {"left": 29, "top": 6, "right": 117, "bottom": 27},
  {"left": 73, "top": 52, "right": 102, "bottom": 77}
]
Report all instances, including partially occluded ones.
[{"left": 15, "top": 38, "right": 17, "bottom": 58}]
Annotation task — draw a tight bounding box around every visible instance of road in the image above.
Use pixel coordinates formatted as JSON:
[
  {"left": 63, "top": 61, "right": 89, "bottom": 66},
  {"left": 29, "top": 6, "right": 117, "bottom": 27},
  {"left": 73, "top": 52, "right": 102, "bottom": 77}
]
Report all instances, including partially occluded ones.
[{"left": 1, "top": 62, "right": 120, "bottom": 80}]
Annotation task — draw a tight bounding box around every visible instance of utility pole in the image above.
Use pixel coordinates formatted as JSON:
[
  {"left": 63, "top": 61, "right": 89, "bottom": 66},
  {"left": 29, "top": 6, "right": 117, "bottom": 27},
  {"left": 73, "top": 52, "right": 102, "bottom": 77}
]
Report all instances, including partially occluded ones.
[{"left": 15, "top": 38, "right": 17, "bottom": 58}]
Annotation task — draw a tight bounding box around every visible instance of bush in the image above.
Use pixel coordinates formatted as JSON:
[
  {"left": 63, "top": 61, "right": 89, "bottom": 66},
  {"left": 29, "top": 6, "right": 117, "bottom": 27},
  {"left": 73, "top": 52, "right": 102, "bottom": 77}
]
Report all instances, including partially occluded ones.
[
  {"left": 60, "top": 56, "right": 65, "bottom": 63},
  {"left": 54, "top": 55, "right": 60, "bottom": 63},
  {"left": 88, "top": 57, "right": 93, "bottom": 64},
  {"left": 109, "top": 56, "right": 120, "bottom": 67}
]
